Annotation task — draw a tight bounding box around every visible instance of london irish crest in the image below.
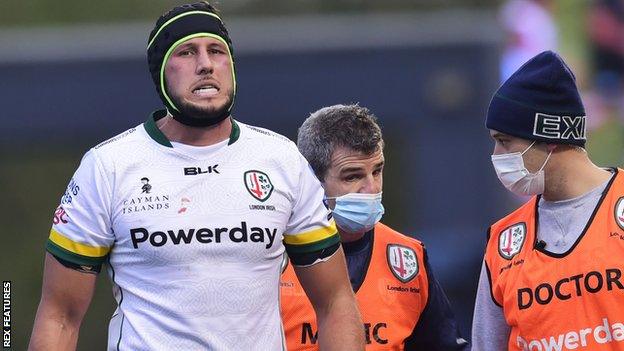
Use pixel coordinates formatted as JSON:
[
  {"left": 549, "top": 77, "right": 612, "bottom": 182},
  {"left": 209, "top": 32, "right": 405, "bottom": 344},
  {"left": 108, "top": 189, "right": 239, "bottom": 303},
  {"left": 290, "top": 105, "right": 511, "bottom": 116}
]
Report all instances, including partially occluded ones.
[
  {"left": 498, "top": 222, "right": 526, "bottom": 259},
  {"left": 614, "top": 197, "right": 624, "bottom": 230},
  {"left": 387, "top": 244, "right": 419, "bottom": 283},
  {"left": 244, "top": 170, "right": 274, "bottom": 202}
]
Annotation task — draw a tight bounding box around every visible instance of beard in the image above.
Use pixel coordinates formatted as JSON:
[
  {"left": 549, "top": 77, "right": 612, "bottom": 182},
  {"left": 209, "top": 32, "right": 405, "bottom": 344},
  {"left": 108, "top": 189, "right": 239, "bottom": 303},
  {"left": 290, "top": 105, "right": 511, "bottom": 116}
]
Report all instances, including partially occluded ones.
[{"left": 171, "top": 87, "right": 235, "bottom": 123}]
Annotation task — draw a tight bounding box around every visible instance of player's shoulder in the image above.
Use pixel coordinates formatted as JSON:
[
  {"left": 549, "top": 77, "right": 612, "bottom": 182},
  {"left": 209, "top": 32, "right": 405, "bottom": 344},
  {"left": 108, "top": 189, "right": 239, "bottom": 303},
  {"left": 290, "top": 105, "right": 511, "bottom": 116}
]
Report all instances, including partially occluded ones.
[
  {"left": 376, "top": 222, "right": 424, "bottom": 248},
  {"left": 92, "top": 124, "right": 143, "bottom": 153},
  {"left": 486, "top": 197, "right": 536, "bottom": 248},
  {"left": 237, "top": 121, "right": 296, "bottom": 149},
  {"left": 81, "top": 124, "right": 146, "bottom": 170}
]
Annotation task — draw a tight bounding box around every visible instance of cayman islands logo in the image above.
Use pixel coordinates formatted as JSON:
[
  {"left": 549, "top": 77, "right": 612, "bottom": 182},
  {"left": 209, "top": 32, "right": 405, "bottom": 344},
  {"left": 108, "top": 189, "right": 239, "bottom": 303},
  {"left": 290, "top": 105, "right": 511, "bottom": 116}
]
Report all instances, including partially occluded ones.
[
  {"left": 387, "top": 244, "right": 419, "bottom": 283},
  {"left": 244, "top": 170, "right": 274, "bottom": 202},
  {"left": 498, "top": 222, "right": 526, "bottom": 259},
  {"left": 615, "top": 197, "right": 624, "bottom": 230}
]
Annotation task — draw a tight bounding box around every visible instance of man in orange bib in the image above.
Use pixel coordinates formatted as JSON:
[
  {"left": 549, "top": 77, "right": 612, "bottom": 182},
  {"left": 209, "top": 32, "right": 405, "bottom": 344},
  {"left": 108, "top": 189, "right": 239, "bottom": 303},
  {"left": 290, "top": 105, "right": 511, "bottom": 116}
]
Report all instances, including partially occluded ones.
[
  {"left": 473, "top": 51, "right": 624, "bottom": 350},
  {"left": 281, "top": 104, "right": 469, "bottom": 350}
]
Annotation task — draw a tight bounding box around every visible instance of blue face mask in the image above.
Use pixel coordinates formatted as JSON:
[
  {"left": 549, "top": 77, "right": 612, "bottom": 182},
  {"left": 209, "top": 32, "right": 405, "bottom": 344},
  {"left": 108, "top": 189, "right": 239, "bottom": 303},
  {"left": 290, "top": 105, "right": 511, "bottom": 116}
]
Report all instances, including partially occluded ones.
[{"left": 326, "top": 192, "right": 385, "bottom": 234}]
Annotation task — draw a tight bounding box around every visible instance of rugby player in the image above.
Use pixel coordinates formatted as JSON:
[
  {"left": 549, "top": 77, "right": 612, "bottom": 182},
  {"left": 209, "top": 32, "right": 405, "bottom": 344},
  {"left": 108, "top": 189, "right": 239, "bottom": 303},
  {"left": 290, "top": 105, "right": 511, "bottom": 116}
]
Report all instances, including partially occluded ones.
[
  {"left": 28, "top": 2, "right": 364, "bottom": 350},
  {"left": 280, "top": 104, "right": 469, "bottom": 350},
  {"left": 473, "top": 51, "right": 624, "bottom": 350}
]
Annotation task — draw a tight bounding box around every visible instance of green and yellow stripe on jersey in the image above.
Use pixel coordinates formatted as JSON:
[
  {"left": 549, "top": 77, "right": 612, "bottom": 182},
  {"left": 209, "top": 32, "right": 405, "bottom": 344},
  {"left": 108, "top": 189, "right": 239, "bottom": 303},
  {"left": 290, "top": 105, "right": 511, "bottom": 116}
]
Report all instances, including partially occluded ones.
[
  {"left": 46, "top": 229, "right": 111, "bottom": 266},
  {"left": 283, "top": 220, "right": 340, "bottom": 254}
]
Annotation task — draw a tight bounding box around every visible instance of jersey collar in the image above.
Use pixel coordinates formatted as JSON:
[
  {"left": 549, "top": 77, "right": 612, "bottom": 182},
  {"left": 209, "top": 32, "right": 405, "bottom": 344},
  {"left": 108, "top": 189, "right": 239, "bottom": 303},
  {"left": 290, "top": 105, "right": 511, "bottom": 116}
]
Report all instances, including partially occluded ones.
[{"left": 143, "top": 109, "right": 241, "bottom": 148}]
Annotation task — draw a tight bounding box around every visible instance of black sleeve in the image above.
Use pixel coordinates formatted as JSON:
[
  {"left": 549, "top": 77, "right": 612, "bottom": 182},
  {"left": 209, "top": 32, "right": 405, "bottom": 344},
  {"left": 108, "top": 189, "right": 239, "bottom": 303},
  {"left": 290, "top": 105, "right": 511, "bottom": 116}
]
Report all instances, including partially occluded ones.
[
  {"left": 403, "top": 249, "right": 470, "bottom": 351},
  {"left": 50, "top": 252, "right": 102, "bottom": 274},
  {"left": 289, "top": 241, "right": 341, "bottom": 266}
]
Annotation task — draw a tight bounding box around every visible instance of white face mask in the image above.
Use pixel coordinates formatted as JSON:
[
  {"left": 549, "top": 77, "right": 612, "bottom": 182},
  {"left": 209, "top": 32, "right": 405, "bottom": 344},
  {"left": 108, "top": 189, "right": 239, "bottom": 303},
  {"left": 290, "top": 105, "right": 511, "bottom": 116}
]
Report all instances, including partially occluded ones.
[{"left": 491, "top": 141, "right": 552, "bottom": 196}]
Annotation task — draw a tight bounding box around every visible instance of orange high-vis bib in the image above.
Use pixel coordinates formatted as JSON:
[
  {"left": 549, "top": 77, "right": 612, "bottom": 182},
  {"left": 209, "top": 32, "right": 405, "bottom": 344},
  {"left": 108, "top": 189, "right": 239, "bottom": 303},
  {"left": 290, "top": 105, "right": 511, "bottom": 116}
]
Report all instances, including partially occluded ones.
[
  {"left": 280, "top": 222, "right": 428, "bottom": 350},
  {"left": 485, "top": 168, "right": 624, "bottom": 350}
]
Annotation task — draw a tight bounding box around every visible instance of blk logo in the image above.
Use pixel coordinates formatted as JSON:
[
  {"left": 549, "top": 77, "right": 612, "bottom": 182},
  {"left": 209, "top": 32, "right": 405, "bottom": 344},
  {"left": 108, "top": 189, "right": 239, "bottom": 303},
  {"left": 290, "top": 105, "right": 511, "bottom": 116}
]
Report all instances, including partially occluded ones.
[
  {"left": 184, "top": 165, "right": 219, "bottom": 176},
  {"left": 533, "top": 113, "right": 586, "bottom": 140},
  {"left": 141, "top": 177, "right": 152, "bottom": 194}
]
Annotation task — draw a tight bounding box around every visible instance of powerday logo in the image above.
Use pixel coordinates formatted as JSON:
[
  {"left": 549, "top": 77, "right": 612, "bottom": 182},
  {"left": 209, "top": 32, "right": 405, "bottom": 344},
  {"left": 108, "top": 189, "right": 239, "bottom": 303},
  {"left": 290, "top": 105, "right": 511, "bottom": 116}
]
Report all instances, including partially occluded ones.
[{"left": 244, "top": 170, "right": 273, "bottom": 202}]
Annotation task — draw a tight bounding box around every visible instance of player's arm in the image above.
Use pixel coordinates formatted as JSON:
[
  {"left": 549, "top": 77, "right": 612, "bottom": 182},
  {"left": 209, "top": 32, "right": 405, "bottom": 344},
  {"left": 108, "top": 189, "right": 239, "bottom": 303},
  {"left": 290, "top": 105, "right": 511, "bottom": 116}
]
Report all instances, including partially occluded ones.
[
  {"left": 404, "top": 249, "right": 469, "bottom": 350},
  {"left": 293, "top": 247, "right": 365, "bottom": 351},
  {"left": 28, "top": 253, "right": 97, "bottom": 351},
  {"left": 285, "top": 149, "right": 364, "bottom": 349},
  {"left": 471, "top": 261, "right": 510, "bottom": 350},
  {"left": 29, "top": 149, "right": 113, "bottom": 350}
]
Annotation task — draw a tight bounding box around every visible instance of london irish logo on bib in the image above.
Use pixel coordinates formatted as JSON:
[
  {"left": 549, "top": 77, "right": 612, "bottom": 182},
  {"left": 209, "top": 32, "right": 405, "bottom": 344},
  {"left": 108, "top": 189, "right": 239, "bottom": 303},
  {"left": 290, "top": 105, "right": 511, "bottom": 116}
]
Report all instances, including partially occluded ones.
[
  {"left": 498, "top": 222, "right": 526, "bottom": 259},
  {"left": 387, "top": 244, "right": 419, "bottom": 283},
  {"left": 244, "top": 170, "right": 274, "bottom": 202},
  {"left": 614, "top": 197, "right": 624, "bottom": 230}
]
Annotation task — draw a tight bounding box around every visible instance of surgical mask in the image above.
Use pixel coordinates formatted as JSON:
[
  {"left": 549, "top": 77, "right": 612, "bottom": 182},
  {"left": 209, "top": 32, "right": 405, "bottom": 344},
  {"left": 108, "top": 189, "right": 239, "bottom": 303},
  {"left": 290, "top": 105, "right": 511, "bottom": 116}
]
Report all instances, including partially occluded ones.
[
  {"left": 491, "top": 141, "right": 552, "bottom": 196},
  {"left": 326, "top": 192, "right": 385, "bottom": 234}
]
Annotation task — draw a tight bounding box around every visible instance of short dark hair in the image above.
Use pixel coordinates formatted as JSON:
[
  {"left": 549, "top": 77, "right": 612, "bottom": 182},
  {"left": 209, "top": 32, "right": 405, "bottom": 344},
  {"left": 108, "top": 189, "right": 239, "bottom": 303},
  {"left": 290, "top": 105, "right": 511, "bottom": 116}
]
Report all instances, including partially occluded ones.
[{"left": 297, "top": 104, "right": 383, "bottom": 181}]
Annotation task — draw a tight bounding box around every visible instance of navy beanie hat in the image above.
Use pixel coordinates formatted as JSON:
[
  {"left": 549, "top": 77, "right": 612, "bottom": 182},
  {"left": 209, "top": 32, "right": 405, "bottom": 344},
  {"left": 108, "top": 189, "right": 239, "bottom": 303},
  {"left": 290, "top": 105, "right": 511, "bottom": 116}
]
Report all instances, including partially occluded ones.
[{"left": 486, "top": 51, "right": 587, "bottom": 147}]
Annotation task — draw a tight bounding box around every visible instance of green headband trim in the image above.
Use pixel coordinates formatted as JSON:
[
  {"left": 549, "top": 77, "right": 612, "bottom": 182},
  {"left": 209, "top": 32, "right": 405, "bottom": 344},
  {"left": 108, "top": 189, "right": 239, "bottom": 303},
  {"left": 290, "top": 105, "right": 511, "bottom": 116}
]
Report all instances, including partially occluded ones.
[
  {"left": 147, "top": 11, "right": 224, "bottom": 50},
  {"left": 159, "top": 33, "right": 237, "bottom": 112}
]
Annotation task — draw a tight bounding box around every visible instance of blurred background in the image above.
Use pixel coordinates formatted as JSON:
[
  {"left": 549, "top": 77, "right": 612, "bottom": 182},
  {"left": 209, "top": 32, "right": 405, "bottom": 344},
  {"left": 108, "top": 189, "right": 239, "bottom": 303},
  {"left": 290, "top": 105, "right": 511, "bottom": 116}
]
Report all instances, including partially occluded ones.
[{"left": 1, "top": 0, "right": 623, "bottom": 348}]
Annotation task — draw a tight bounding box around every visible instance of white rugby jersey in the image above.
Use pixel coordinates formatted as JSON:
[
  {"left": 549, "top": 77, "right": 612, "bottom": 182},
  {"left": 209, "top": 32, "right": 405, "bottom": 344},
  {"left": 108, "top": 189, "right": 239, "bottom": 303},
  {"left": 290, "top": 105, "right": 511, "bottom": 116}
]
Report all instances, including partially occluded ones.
[{"left": 47, "top": 111, "right": 339, "bottom": 350}]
